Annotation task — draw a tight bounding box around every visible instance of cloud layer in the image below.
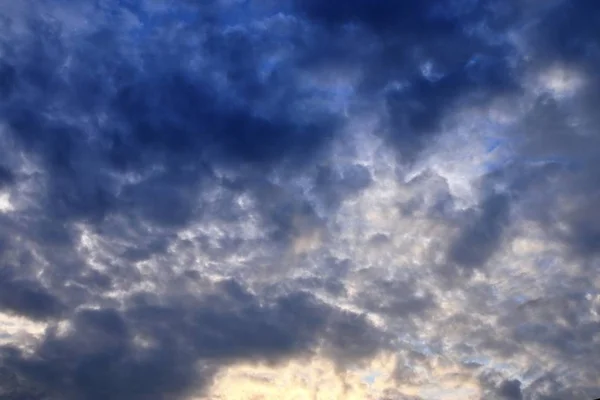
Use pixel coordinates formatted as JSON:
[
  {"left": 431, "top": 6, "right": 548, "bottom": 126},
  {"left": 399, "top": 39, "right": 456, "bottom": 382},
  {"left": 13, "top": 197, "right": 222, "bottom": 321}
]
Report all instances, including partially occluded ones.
[{"left": 0, "top": 0, "right": 599, "bottom": 399}]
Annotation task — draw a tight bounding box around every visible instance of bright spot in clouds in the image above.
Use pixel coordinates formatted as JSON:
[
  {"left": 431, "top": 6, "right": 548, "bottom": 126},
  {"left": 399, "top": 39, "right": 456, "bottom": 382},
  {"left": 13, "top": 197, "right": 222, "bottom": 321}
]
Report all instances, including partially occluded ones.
[{"left": 0, "top": 1, "right": 599, "bottom": 399}]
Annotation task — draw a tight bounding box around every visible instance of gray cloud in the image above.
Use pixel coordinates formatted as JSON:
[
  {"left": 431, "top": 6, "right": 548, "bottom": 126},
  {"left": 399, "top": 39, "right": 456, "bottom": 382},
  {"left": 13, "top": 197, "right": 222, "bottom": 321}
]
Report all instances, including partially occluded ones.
[{"left": 0, "top": 0, "right": 598, "bottom": 399}]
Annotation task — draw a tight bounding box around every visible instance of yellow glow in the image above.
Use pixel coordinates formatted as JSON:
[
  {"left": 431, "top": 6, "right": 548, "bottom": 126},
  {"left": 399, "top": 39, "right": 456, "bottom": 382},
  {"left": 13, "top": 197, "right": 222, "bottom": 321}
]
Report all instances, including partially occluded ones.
[
  {"left": 197, "top": 352, "right": 397, "bottom": 400},
  {"left": 194, "top": 351, "right": 483, "bottom": 400}
]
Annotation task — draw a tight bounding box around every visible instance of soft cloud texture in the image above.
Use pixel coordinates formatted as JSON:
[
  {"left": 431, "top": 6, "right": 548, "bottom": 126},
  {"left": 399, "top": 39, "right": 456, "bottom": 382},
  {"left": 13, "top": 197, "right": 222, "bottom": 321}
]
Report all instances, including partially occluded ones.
[{"left": 0, "top": 0, "right": 599, "bottom": 399}]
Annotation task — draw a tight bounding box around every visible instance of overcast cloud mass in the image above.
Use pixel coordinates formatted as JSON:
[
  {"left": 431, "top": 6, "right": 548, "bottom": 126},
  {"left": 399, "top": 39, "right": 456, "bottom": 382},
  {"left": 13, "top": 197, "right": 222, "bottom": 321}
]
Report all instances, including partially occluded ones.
[{"left": 0, "top": 0, "right": 599, "bottom": 399}]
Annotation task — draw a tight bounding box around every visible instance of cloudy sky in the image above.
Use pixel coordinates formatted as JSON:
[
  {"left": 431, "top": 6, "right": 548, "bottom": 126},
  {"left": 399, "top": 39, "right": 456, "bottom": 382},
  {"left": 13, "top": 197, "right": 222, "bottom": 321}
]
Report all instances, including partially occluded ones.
[{"left": 0, "top": 0, "right": 599, "bottom": 399}]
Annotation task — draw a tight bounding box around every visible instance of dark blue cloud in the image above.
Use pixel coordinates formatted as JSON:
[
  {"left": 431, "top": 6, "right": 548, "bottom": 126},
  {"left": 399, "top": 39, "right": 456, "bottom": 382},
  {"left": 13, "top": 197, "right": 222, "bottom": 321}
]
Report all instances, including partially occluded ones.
[
  {"left": 294, "top": 0, "right": 460, "bottom": 34},
  {"left": 448, "top": 192, "right": 511, "bottom": 269},
  {"left": 0, "top": 268, "right": 64, "bottom": 321},
  {"left": 2, "top": 285, "right": 382, "bottom": 399},
  {"left": 0, "top": 0, "right": 598, "bottom": 398},
  {"left": 0, "top": 165, "right": 15, "bottom": 188},
  {"left": 498, "top": 379, "right": 523, "bottom": 400},
  {"left": 294, "top": 0, "right": 519, "bottom": 163}
]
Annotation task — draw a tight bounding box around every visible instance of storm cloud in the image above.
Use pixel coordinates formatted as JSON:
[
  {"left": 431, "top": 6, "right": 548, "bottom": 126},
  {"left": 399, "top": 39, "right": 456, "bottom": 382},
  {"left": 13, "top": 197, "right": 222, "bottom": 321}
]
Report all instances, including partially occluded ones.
[{"left": 0, "top": 0, "right": 599, "bottom": 399}]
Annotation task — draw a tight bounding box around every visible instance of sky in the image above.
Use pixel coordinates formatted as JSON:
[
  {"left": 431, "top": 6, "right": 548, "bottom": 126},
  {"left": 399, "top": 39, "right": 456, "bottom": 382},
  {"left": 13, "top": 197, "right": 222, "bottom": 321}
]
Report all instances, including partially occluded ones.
[{"left": 0, "top": 0, "right": 599, "bottom": 399}]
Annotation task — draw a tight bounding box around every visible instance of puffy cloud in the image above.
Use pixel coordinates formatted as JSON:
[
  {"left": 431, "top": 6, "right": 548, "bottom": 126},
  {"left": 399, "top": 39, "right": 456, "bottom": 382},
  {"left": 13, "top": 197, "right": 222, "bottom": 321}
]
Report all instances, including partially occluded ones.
[{"left": 0, "top": 0, "right": 599, "bottom": 399}]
